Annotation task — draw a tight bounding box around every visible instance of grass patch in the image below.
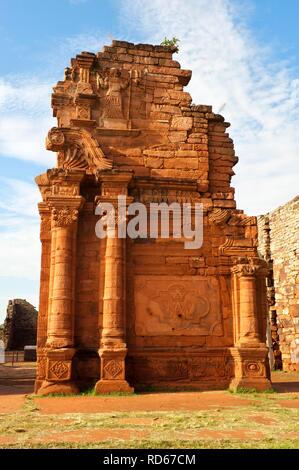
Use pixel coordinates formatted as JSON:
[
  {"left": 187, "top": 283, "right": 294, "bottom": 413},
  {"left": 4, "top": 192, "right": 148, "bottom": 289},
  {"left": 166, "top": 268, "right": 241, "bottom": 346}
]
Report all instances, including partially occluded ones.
[
  {"left": 229, "top": 387, "right": 276, "bottom": 395},
  {"left": 32, "top": 388, "right": 135, "bottom": 398},
  {"left": 1, "top": 438, "right": 299, "bottom": 449},
  {"left": 0, "top": 386, "right": 298, "bottom": 449}
]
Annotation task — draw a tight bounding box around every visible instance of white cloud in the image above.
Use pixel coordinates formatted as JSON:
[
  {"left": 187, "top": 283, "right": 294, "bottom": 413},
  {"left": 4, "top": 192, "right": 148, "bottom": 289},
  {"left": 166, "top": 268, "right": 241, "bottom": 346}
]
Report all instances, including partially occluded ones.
[
  {"left": 57, "top": 32, "right": 106, "bottom": 59},
  {"left": 0, "top": 178, "right": 40, "bottom": 280},
  {"left": 0, "top": 178, "right": 41, "bottom": 322},
  {"left": 0, "top": 222, "right": 40, "bottom": 280},
  {"left": 0, "top": 20, "right": 114, "bottom": 322},
  {"left": 0, "top": 32, "right": 108, "bottom": 316},
  {"left": 0, "top": 177, "right": 40, "bottom": 217},
  {"left": 0, "top": 31, "right": 109, "bottom": 167},
  {"left": 121, "top": 0, "right": 299, "bottom": 215},
  {"left": 0, "top": 77, "right": 55, "bottom": 165}
]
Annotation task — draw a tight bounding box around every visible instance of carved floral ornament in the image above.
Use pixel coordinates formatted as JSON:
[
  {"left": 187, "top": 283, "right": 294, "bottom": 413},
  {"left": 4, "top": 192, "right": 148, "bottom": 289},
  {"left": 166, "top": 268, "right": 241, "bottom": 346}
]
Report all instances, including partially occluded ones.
[
  {"left": 244, "top": 361, "right": 264, "bottom": 377},
  {"left": 104, "top": 360, "right": 123, "bottom": 379},
  {"left": 49, "top": 360, "right": 69, "bottom": 379},
  {"left": 51, "top": 207, "right": 79, "bottom": 227},
  {"left": 47, "top": 128, "right": 65, "bottom": 147}
]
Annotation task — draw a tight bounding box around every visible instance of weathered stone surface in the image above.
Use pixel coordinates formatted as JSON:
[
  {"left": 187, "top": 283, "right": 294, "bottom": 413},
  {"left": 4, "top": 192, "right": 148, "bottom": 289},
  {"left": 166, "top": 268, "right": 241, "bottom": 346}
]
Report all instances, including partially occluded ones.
[
  {"left": 4, "top": 299, "right": 38, "bottom": 350},
  {"left": 258, "top": 196, "right": 299, "bottom": 371},
  {"left": 34, "top": 40, "right": 271, "bottom": 395},
  {"left": 170, "top": 116, "right": 193, "bottom": 131}
]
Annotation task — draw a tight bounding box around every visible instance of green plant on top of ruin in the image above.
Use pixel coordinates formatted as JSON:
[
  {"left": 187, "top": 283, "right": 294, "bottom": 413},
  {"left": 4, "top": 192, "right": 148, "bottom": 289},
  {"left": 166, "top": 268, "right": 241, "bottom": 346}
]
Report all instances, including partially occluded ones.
[{"left": 160, "top": 37, "right": 180, "bottom": 51}]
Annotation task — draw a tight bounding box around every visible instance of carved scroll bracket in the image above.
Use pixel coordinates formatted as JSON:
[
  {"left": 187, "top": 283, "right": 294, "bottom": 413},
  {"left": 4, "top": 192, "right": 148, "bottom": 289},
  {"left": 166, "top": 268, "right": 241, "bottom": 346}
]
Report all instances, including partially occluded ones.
[{"left": 46, "top": 127, "right": 112, "bottom": 173}]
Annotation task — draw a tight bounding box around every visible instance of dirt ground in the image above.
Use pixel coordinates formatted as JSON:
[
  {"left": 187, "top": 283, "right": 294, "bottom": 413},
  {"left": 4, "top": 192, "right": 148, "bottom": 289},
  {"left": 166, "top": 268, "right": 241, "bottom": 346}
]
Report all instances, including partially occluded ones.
[{"left": 0, "top": 364, "right": 298, "bottom": 448}]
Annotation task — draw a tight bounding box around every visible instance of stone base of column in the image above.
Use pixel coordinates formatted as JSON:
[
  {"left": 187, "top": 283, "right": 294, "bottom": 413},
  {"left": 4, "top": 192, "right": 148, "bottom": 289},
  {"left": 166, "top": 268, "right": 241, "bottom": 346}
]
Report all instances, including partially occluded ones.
[
  {"left": 35, "top": 347, "right": 78, "bottom": 395},
  {"left": 94, "top": 348, "right": 134, "bottom": 394},
  {"left": 229, "top": 377, "right": 272, "bottom": 392},
  {"left": 34, "top": 380, "right": 43, "bottom": 394},
  {"left": 229, "top": 346, "right": 272, "bottom": 392},
  {"left": 37, "top": 380, "right": 79, "bottom": 396},
  {"left": 95, "top": 379, "right": 133, "bottom": 394}
]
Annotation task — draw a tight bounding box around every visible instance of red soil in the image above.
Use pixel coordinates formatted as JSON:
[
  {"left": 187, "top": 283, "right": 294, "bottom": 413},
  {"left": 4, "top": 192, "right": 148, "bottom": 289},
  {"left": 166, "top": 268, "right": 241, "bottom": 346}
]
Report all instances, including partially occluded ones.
[{"left": 34, "top": 392, "right": 254, "bottom": 414}]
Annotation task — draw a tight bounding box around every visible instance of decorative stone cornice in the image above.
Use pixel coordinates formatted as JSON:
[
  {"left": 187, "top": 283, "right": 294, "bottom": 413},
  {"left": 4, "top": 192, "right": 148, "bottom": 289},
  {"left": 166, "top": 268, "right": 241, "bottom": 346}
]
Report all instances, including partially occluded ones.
[{"left": 219, "top": 236, "right": 256, "bottom": 256}]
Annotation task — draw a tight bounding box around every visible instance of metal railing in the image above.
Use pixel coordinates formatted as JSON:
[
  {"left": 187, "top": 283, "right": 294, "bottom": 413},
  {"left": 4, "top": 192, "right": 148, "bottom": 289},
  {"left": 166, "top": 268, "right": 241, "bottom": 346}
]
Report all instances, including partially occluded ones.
[{"left": 3, "top": 350, "right": 25, "bottom": 366}]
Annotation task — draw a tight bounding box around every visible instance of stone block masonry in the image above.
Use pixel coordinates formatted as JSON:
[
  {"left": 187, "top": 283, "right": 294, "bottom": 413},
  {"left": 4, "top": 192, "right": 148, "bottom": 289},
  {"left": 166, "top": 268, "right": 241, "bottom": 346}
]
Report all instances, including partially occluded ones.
[
  {"left": 258, "top": 196, "right": 299, "bottom": 371},
  {"left": 4, "top": 299, "right": 38, "bottom": 350}
]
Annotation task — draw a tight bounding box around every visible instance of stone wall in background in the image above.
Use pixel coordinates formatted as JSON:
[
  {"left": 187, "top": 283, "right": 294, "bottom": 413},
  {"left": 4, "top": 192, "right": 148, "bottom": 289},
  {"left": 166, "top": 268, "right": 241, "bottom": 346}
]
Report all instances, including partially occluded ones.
[
  {"left": 258, "top": 196, "right": 299, "bottom": 371},
  {"left": 3, "top": 299, "right": 38, "bottom": 350}
]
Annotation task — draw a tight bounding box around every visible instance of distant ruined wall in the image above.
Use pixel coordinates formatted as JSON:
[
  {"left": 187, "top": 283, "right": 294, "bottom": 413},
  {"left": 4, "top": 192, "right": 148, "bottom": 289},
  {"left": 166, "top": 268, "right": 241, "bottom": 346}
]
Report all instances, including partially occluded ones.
[
  {"left": 4, "top": 299, "right": 38, "bottom": 350},
  {"left": 0, "top": 325, "right": 3, "bottom": 342},
  {"left": 258, "top": 196, "right": 299, "bottom": 371}
]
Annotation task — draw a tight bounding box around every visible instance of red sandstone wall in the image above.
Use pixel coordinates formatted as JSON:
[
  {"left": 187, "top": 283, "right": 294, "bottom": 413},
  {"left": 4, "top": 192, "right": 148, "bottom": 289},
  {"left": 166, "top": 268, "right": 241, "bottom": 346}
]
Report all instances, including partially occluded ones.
[
  {"left": 34, "top": 40, "right": 270, "bottom": 392},
  {"left": 258, "top": 196, "right": 299, "bottom": 371}
]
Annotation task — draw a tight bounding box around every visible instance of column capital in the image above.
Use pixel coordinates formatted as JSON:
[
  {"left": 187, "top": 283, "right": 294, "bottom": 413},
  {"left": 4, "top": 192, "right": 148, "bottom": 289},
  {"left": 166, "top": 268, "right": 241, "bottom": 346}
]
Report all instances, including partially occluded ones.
[
  {"left": 47, "top": 168, "right": 86, "bottom": 184},
  {"left": 231, "top": 257, "right": 264, "bottom": 277},
  {"left": 47, "top": 196, "right": 84, "bottom": 228},
  {"left": 97, "top": 170, "right": 133, "bottom": 198},
  {"left": 76, "top": 52, "right": 95, "bottom": 70},
  {"left": 51, "top": 206, "right": 78, "bottom": 228},
  {"left": 38, "top": 202, "right": 51, "bottom": 217}
]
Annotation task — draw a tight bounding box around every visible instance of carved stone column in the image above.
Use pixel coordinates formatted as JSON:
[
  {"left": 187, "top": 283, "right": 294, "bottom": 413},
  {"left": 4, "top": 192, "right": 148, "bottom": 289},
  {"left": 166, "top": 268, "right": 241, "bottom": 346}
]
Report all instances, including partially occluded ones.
[
  {"left": 38, "top": 170, "right": 85, "bottom": 395},
  {"left": 95, "top": 172, "right": 134, "bottom": 393},
  {"left": 230, "top": 257, "right": 271, "bottom": 391},
  {"left": 232, "top": 260, "right": 261, "bottom": 347}
]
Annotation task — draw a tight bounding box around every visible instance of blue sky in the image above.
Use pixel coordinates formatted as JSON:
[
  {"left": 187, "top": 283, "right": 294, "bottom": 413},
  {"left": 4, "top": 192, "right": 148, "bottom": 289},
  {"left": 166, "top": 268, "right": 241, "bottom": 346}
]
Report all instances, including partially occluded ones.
[{"left": 0, "top": 0, "right": 298, "bottom": 321}]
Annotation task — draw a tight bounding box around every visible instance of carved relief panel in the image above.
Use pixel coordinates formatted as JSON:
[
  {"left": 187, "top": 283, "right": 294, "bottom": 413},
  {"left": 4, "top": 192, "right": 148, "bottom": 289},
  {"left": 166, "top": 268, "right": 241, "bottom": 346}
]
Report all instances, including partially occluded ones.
[
  {"left": 96, "top": 67, "right": 147, "bottom": 128},
  {"left": 134, "top": 275, "right": 223, "bottom": 336},
  {"left": 129, "top": 355, "right": 232, "bottom": 384}
]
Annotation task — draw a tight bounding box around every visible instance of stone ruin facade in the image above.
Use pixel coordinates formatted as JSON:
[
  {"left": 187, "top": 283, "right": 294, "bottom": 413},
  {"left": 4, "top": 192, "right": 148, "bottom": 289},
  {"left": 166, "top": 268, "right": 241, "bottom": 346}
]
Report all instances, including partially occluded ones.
[
  {"left": 35, "top": 40, "right": 271, "bottom": 395},
  {"left": 4, "top": 299, "right": 38, "bottom": 350},
  {"left": 258, "top": 196, "right": 299, "bottom": 371}
]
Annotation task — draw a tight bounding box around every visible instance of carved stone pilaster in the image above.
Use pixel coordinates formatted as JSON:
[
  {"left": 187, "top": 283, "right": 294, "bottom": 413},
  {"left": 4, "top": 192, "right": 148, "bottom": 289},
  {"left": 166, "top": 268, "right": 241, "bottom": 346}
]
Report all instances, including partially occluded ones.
[
  {"left": 46, "top": 197, "right": 83, "bottom": 350},
  {"left": 73, "top": 52, "right": 97, "bottom": 126},
  {"left": 231, "top": 257, "right": 264, "bottom": 347},
  {"left": 37, "top": 170, "right": 85, "bottom": 395},
  {"left": 95, "top": 171, "right": 134, "bottom": 393},
  {"left": 230, "top": 257, "right": 271, "bottom": 391}
]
